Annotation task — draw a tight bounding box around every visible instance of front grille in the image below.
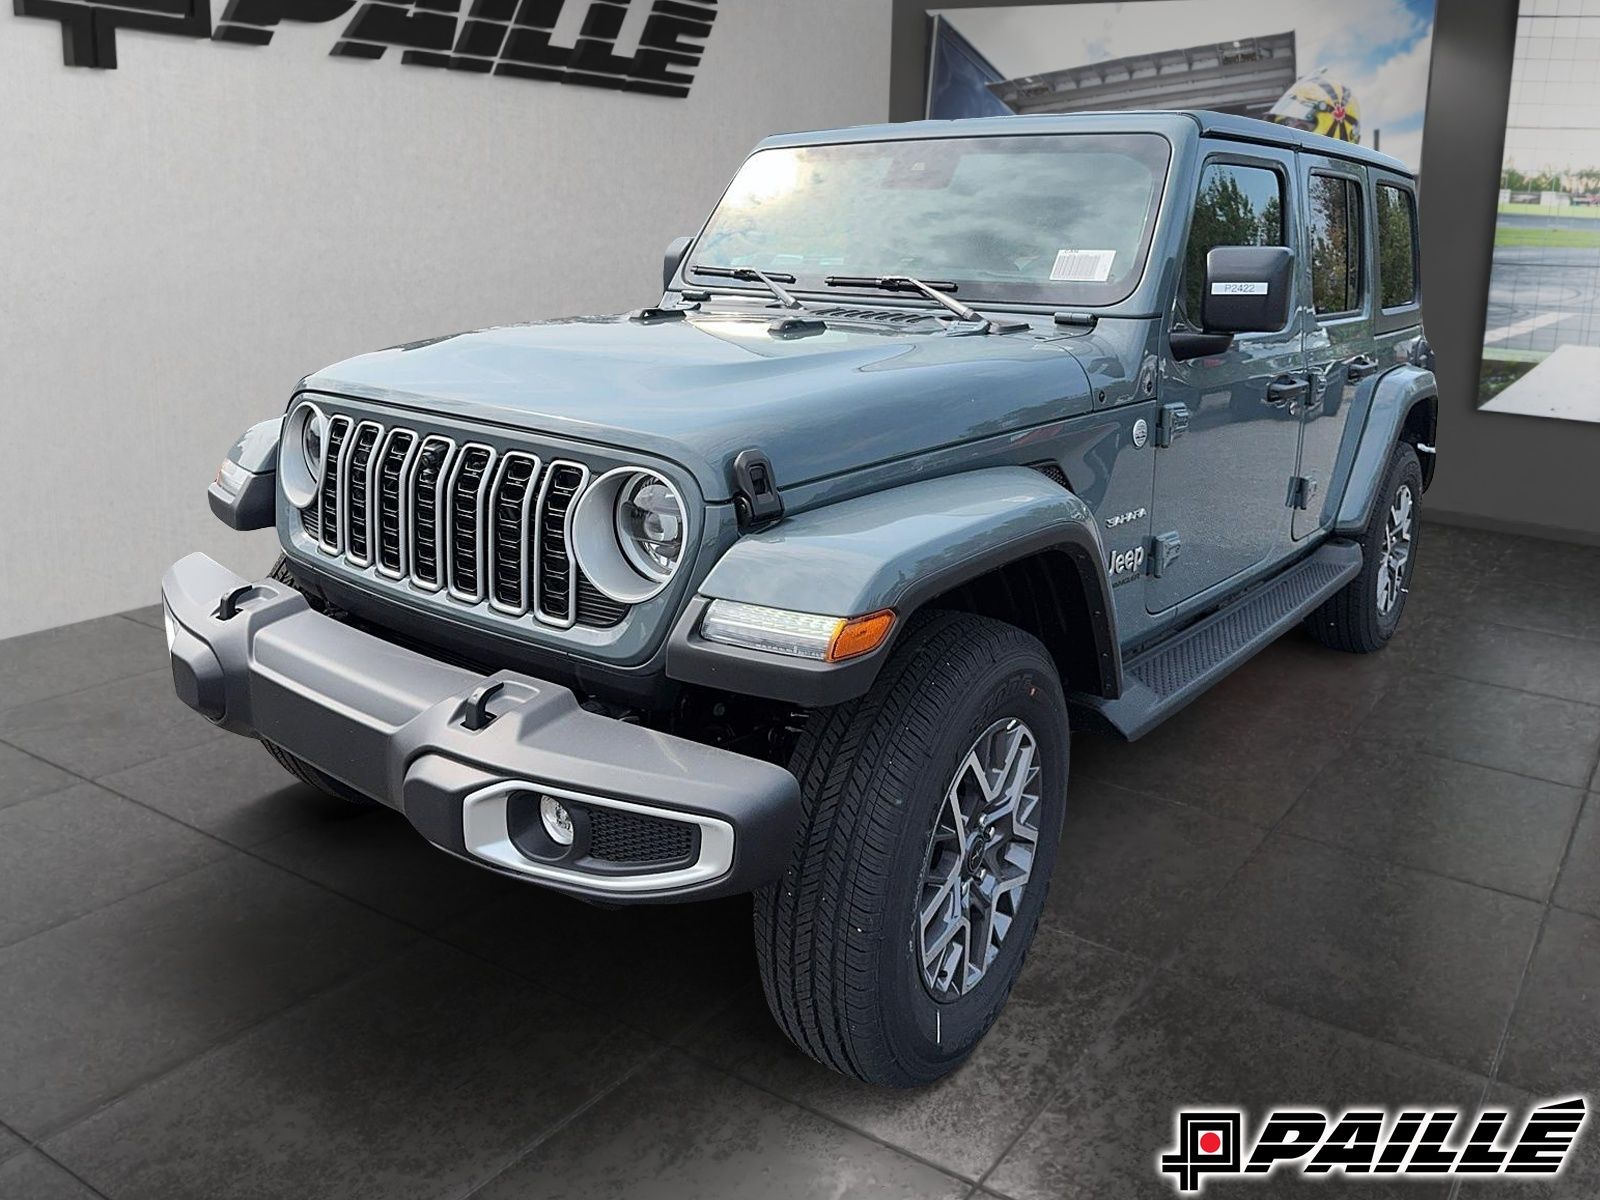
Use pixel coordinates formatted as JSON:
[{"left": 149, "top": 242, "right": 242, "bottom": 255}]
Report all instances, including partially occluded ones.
[
  {"left": 302, "top": 416, "right": 627, "bottom": 629},
  {"left": 586, "top": 806, "right": 695, "bottom": 866}
]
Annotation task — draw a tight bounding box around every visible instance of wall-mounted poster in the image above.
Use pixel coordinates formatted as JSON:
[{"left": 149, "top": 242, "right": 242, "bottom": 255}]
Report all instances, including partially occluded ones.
[
  {"left": 1479, "top": 0, "right": 1600, "bottom": 424},
  {"left": 927, "top": 1, "right": 1436, "bottom": 170}
]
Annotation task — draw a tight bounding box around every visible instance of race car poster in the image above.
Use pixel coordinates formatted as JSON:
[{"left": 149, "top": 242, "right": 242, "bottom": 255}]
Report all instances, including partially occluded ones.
[
  {"left": 925, "top": 0, "right": 1436, "bottom": 171},
  {"left": 1479, "top": 0, "right": 1600, "bottom": 424}
]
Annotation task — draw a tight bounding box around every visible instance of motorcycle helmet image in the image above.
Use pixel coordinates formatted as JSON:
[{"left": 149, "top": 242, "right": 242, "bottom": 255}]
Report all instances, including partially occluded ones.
[{"left": 1268, "top": 72, "right": 1361, "bottom": 143}]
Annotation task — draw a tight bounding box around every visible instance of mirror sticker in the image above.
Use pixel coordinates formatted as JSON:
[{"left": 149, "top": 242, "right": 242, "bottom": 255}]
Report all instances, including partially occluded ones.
[
  {"left": 1051, "top": 249, "right": 1116, "bottom": 282},
  {"left": 1211, "top": 281, "right": 1269, "bottom": 295}
]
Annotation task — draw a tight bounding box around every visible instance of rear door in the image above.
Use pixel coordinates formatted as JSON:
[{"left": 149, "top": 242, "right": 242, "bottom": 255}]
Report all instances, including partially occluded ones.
[
  {"left": 1149, "top": 147, "right": 1306, "bottom": 612},
  {"left": 1294, "top": 155, "right": 1374, "bottom": 539}
]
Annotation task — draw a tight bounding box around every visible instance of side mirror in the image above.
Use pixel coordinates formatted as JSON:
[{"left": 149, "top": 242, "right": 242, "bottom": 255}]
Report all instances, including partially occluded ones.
[
  {"left": 1201, "top": 246, "right": 1294, "bottom": 334},
  {"left": 663, "top": 236, "right": 694, "bottom": 291}
]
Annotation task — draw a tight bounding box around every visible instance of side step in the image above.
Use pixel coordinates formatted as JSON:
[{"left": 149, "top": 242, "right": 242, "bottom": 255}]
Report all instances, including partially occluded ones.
[{"left": 1072, "top": 540, "right": 1363, "bottom": 741}]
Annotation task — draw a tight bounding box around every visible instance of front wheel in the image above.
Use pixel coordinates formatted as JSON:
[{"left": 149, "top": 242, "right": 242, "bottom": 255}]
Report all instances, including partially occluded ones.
[{"left": 753, "top": 612, "right": 1068, "bottom": 1086}]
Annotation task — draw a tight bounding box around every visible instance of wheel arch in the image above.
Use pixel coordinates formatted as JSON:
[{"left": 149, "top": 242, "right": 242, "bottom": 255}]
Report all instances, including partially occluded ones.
[
  {"left": 665, "top": 467, "right": 1123, "bottom": 707},
  {"left": 1331, "top": 365, "right": 1437, "bottom": 536}
]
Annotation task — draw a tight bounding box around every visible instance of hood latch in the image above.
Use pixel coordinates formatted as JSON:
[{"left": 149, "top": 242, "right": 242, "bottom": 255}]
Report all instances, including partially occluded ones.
[{"left": 732, "top": 448, "right": 784, "bottom": 530}]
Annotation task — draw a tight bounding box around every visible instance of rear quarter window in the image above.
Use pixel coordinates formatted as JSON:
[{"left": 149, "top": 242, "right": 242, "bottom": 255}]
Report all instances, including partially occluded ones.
[{"left": 1376, "top": 184, "right": 1420, "bottom": 309}]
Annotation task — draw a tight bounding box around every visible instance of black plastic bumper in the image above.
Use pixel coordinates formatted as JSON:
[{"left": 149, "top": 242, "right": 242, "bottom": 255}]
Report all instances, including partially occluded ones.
[{"left": 160, "top": 553, "right": 801, "bottom": 903}]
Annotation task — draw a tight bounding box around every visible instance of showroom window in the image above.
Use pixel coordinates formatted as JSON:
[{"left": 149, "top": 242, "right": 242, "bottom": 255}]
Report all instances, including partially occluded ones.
[
  {"left": 1179, "top": 161, "right": 1285, "bottom": 325},
  {"left": 1377, "top": 183, "right": 1420, "bottom": 310},
  {"left": 1309, "top": 173, "right": 1365, "bottom": 316}
]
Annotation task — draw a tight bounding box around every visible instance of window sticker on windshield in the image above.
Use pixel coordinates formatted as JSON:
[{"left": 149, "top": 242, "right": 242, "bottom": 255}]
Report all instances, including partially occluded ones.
[{"left": 1050, "top": 249, "right": 1116, "bottom": 283}]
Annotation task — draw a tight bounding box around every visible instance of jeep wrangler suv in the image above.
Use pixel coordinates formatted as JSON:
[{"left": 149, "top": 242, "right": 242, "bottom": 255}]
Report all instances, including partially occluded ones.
[{"left": 165, "top": 110, "right": 1434, "bottom": 1087}]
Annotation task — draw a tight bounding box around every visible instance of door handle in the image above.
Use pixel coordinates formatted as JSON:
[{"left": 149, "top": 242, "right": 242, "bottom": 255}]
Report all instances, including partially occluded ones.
[
  {"left": 1347, "top": 354, "right": 1380, "bottom": 382},
  {"left": 1265, "top": 376, "right": 1309, "bottom": 407}
]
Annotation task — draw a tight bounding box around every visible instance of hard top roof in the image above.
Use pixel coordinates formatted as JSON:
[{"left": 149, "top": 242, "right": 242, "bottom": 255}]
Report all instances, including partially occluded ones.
[{"left": 756, "top": 109, "right": 1414, "bottom": 178}]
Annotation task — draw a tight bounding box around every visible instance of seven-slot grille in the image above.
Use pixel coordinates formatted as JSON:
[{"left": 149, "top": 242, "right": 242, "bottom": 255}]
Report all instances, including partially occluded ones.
[{"left": 300, "top": 416, "right": 627, "bottom": 629}]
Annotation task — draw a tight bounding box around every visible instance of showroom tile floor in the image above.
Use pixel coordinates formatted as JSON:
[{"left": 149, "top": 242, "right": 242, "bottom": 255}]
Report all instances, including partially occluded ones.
[{"left": 0, "top": 521, "right": 1597, "bottom": 1199}]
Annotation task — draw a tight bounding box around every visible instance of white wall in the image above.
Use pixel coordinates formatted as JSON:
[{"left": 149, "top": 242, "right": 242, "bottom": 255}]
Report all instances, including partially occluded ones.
[{"left": 0, "top": 0, "right": 892, "bottom": 638}]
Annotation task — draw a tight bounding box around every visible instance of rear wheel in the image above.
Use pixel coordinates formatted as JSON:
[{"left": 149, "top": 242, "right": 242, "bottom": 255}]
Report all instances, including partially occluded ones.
[
  {"left": 753, "top": 611, "right": 1068, "bottom": 1086},
  {"left": 1304, "top": 442, "right": 1422, "bottom": 653}
]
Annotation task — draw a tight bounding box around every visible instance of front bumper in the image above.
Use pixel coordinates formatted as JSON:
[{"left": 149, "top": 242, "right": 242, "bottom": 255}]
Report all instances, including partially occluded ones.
[{"left": 161, "top": 553, "right": 801, "bottom": 902}]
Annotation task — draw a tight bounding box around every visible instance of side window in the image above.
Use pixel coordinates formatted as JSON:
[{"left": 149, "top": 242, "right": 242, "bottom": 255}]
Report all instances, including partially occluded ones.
[
  {"left": 1308, "top": 174, "right": 1365, "bottom": 316},
  {"left": 1376, "top": 184, "right": 1419, "bottom": 309},
  {"left": 1180, "top": 162, "right": 1285, "bottom": 325}
]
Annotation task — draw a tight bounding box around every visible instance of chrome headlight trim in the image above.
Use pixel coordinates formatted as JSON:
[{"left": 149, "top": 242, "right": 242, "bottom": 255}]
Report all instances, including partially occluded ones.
[
  {"left": 570, "top": 467, "right": 687, "bottom": 604},
  {"left": 281, "top": 399, "right": 327, "bottom": 510}
]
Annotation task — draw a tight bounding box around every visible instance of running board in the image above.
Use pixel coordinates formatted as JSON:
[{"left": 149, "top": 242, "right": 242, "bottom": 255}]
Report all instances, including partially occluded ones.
[{"left": 1072, "top": 540, "right": 1363, "bottom": 741}]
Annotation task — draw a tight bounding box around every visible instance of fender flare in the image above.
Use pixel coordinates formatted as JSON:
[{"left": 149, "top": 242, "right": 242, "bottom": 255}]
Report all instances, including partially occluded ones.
[
  {"left": 665, "top": 466, "right": 1121, "bottom": 707},
  {"left": 1330, "top": 365, "right": 1437, "bottom": 536},
  {"left": 208, "top": 416, "right": 282, "bottom": 531}
]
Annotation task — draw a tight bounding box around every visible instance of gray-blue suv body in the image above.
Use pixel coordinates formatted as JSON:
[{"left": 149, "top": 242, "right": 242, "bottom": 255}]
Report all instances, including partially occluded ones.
[{"left": 166, "top": 109, "right": 1435, "bottom": 1086}]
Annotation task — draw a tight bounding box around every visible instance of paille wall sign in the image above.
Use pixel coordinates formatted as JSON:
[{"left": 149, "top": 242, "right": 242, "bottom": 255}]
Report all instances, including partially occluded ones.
[{"left": 15, "top": 0, "right": 716, "bottom": 95}]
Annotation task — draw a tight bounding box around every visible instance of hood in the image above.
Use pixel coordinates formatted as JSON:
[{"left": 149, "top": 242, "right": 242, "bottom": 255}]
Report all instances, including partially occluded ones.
[{"left": 302, "top": 311, "right": 1096, "bottom": 501}]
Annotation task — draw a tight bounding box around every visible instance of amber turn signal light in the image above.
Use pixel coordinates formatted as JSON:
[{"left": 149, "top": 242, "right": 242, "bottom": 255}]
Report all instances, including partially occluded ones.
[{"left": 826, "top": 610, "right": 895, "bottom": 662}]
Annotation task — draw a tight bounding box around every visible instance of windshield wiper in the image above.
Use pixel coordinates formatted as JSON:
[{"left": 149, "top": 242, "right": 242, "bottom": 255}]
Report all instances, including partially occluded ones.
[
  {"left": 824, "top": 274, "right": 1027, "bottom": 333},
  {"left": 691, "top": 265, "right": 811, "bottom": 311}
]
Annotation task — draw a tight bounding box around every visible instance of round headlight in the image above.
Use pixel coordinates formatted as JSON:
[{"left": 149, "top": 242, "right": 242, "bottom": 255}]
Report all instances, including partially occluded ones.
[
  {"left": 616, "top": 475, "right": 684, "bottom": 583},
  {"left": 570, "top": 468, "right": 689, "bottom": 604},
  {"left": 280, "top": 400, "right": 327, "bottom": 510}
]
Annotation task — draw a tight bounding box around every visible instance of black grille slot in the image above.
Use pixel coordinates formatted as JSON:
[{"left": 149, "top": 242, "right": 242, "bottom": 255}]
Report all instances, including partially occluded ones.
[
  {"left": 575, "top": 574, "right": 629, "bottom": 628},
  {"left": 811, "top": 306, "right": 931, "bottom": 325},
  {"left": 344, "top": 423, "right": 382, "bottom": 564},
  {"left": 317, "top": 416, "right": 352, "bottom": 548},
  {"left": 536, "top": 463, "right": 586, "bottom": 623},
  {"left": 375, "top": 430, "right": 415, "bottom": 574},
  {"left": 489, "top": 454, "right": 541, "bottom": 611},
  {"left": 411, "top": 437, "right": 454, "bottom": 588},
  {"left": 448, "top": 446, "right": 495, "bottom": 599},
  {"left": 585, "top": 806, "right": 695, "bottom": 866}
]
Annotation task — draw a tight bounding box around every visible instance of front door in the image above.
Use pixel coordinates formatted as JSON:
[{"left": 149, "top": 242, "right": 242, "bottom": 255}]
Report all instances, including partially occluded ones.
[
  {"left": 1294, "top": 156, "right": 1374, "bottom": 539},
  {"left": 1149, "top": 149, "right": 1306, "bottom": 612}
]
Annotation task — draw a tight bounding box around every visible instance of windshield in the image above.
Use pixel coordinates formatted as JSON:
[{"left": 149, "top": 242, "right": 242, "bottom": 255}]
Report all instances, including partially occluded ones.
[{"left": 690, "top": 133, "right": 1171, "bottom": 307}]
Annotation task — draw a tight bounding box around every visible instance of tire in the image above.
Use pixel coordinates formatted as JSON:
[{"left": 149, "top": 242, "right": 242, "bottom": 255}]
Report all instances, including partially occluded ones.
[
  {"left": 260, "top": 556, "right": 376, "bottom": 806},
  {"left": 1304, "top": 442, "right": 1423, "bottom": 653},
  {"left": 753, "top": 611, "right": 1069, "bottom": 1086}
]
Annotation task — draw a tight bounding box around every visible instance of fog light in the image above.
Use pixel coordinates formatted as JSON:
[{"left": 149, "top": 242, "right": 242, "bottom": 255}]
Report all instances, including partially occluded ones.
[{"left": 540, "top": 796, "right": 575, "bottom": 846}]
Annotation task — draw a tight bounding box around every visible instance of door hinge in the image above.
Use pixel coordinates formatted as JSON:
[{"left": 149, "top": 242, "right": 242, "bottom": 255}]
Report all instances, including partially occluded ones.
[
  {"left": 1156, "top": 402, "right": 1190, "bottom": 447},
  {"left": 1287, "top": 475, "right": 1319, "bottom": 511},
  {"left": 732, "top": 448, "right": 784, "bottom": 530},
  {"left": 1149, "top": 530, "right": 1182, "bottom": 577}
]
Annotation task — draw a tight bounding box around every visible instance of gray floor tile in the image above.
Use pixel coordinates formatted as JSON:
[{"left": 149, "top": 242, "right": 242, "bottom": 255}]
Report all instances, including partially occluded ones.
[
  {"left": 120, "top": 606, "right": 166, "bottom": 631},
  {"left": 0, "top": 783, "right": 227, "bottom": 949},
  {"left": 699, "top": 928, "right": 1146, "bottom": 1180},
  {"left": 45, "top": 941, "right": 655, "bottom": 1200},
  {"left": 0, "top": 1152, "right": 100, "bottom": 1200},
  {"left": 1497, "top": 908, "right": 1600, "bottom": 1097},
  {"left": 1553, "top": 795, "right": 1600, "bottom": 918},
  {"left": 0, "top": 744, "right": 75, "bottom": 813},
  {"left": 0, "top": 616, "right": 168, "bottom": 714},
  {"left": 1198, "top": 629, "right": 1407, "bottom": 732},
  {"left": 474, "top": 1049, "right": 970, "bottom": 1200},
  {"left": 1456, "top": 1084, "right": 1600, "bottom": 1198},
  {"left": 1495, "top": 536, "right": 1600, "bottom": 592},
  {"left": 252, "top": 807, "right": 517, "bottom": 931},
  {"left": 439, "top": 889, "right": 756, "bottom": 1039},
  {"left": 0, "top": 670, "right": 224, "bottom": 778},
  {"left": 97, "top": 736, "right": 351, "bottom": 848},
  {"left": 986, "top": 973, "right": 1483, "bottom": 1200},
  {"left": 1408, "top": 620, "right": 1600, "bottom": 707},
  {"left": 1169, "top": 834, "right": 1542, "bottom": 1074},
  {"left": 0, "top": 855, "right": 415, "bottom": 1138},
  {"left": 0, "top": 1127, "right": 20, "bottom": 1167},
  {"left": 1072, "top": 704, "right": 1349, "bottom": 827},
  {"left": 1356, "top": 672, "right": 1600, "bottom": 789},
  {"left": 1468, "top": 573, "right": 1600, "bottom": 643},
  {"left": 1281, "top": 748, "right": 1583, "bottom": 899},
  {"left": 1045, "top": 778, "right": 1263, "bottom": 958},
  {"left": 1418, "top": 521, "right": 1520, "bottom": 575}
]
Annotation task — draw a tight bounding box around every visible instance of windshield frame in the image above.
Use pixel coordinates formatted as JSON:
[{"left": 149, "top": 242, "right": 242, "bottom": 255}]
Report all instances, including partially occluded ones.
[{"left": 684, "top": 130, "right": 1175, "bottom": 310}]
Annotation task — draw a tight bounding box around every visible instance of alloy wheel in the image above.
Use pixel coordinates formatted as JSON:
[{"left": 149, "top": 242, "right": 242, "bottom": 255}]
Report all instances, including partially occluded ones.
[
  {"left": 917, "top": 717, "right": 1042, "bottom": 1000},
  {"left": 1376, "top": 483, "right": 1415, "bottom": 615}
]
